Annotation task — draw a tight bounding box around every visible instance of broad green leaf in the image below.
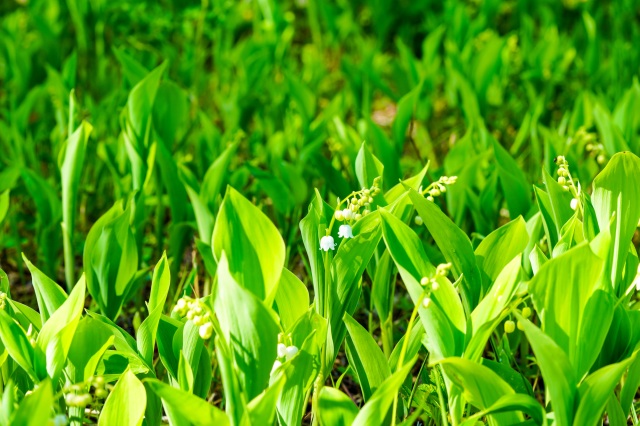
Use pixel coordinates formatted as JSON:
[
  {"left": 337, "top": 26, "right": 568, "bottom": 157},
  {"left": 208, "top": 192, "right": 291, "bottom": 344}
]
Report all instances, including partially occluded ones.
[
  {"left": 355, "top": 142, "right": 384, "bottom": 189},
  {"left": 59, "top": 120, "right": 92, "bottom": 286},
  {"left": 99, "top": 369, "right": 147, "bottom": 426},
  {"left": 147, "top": 378, "right": 229, "bottom": 426},
  {"left": 0, "top": 190, "right": 9, "bottom": 224},
  {"left": 344, "top": 313, "right": 391, "bottom": 401},
  {"left": 380, "top": 209, "right": 465, "bottom": 362},
  {"left": 36, "top": 276, "right": 86, "bottom": 381},
  {"left": 352, "top": 358, "right": 416, "bottom": 426},
  {"left": 138, "top": 253, "right": 170, "bottom": 366},
  {"left": 408, "top": 188, "right": 482, "bottom": 310},
  {"left": 213, "top": 187, "right": 285, "bottom": 305},
  {"left": 84, "top": 201, "right": 138, "bottom": 320},
  {"left": 459, "top": 394, "right": 547, "bottom": 426},
  {"left": 214, "top": 252, "right": 280, "bottom": 400},
  {"left": 517, "top": 317, "right": 576, "bottom": 426},
  {"left": 318, "top": 387, "right": 359, "bottom": 426},
  {"left": 574, "top": 354, "right": 636, "bottom": 426},
  {"left": 493, "top": 140, "right": 531, "bottom": 218},
  {"left": 591, "top": 152, "right": 640, "bottom": 292},
  {"left": 474, "top": 217, "right": 528, "bottom": 285},
  {"left": 466, "top": 255, "right": 522, "bottom": 362},
  {"left": 439, "top": 357, "right": 523, "bottom": 425},
  {"left": 247, "top": 374, "right": 286, "bottom": 425},
  {"left": 528, "top": 243, "right": 606, "bottom": 372},
  {"left": 10, "top": 379, "right": 53, "bottom": 426},
  {"left": 22, "top": 254, "right": 67, "bottom": 323},
  {"left": 0, "top": 310, "right": 36, "bottom": 380},
  {"left": 67, "top": 316, "right": 114, "bottom": 383},
  {"left": 275, "top": 268, "right": 309, "bottom": 331}
]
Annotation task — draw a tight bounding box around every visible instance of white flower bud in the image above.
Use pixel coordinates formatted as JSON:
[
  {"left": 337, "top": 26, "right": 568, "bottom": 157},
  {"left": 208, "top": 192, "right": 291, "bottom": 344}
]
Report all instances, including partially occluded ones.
[
  {"left": 414, "top": 216, "right": 423, "bottom": 226},
  {"left": 199, "top": 322, "right": 213, "bottom": 340},
  {"left": 422, "top": 297, "right": 432, "bottom": 308}
]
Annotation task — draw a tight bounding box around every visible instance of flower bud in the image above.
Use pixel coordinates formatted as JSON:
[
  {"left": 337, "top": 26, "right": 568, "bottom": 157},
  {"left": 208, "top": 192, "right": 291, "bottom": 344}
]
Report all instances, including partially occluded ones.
[
  {"left": 199, "top": 322, "right": 214, "bottom": 340},
  {"left": 285, "top": 345, "right": 298, "bottom": 360},
  {"left": 504, "top": 320, "right": 516, "bottom": 334},
  {"left": 414, "top": 216, "right": 423, "bottom": 226},
  {"left": 422, "top": 297, "right": 432, "bottom": 308},
  {"left": 277, "top": 343, "right": 287, "bottom": 359}
]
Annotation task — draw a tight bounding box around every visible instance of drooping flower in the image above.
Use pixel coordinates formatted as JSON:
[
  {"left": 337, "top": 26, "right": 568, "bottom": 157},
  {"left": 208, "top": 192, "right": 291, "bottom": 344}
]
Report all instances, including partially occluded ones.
[
  {"left": 570, "top": 198, "right": 579, "bottom": 210},
  {"left": 338, "top": 224, "right": 354, "bottom": 239},
  {"left": 319, "top": 235, "right": 336, "bottom": 251},
  {"left": 277, "top": 343, "right": 287, "bottom": 359},
  {"left": 414, "top": 216, "right": 423, "bottom": 226},
  {"left": 285, "top": 345, "right": 299, "bottom": 361},
  {"left": 504, "top": 320, "right": 516, "bottom": 334},
  {"left": 422, "top": 297, "right": 432, "bottom": 308}
]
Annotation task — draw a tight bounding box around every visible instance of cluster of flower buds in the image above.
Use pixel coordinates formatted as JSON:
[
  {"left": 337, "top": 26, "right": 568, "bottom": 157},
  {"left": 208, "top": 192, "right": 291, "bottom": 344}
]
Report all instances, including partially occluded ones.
[
  {"left": 420, "top": 175, "right": 457, "bottom": 202},
  {"left": 64, "top": 384, "right": 92, "bottom": 408},
  {"left": 504, "top": 306, "right": 532, "bottom": 334},
  {"left": 419, "top": 263, "right": 451, "bottom": 308},
  {"left": 0, "top": 291, "right": 6, "bottom": 310},
  {"left": 334, "top": 177, "right": 382, "bottom": 223},
  {"left": 173, "top": 297, "right": 214, "bottom": 340},
  {"left": 555, "top": 156, "right": 581, "bottom": 211},
  {"left": 271, "top": 333, "right": 299, "bottom": 374},
  {"left": 27, "top": 324, "right": 37, "bottom": 347}
]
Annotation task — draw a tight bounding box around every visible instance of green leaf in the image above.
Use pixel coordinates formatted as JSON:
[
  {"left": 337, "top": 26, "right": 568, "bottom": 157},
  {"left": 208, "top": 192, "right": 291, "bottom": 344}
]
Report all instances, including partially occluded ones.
[
  {"left": 10, "top": 379, "right": 53, "bottom": 426},
  {"left": 459, "top": 394, "right": 547, "bottom": 426},
  {"left": 528, "top": 243, "right": 607, "bottom": 373},
  {"left": 318, "top": 387, "right": 359, "bottom": 426},
  {"left": 439, "top": 357, "right": 523, "bottom": 425},
  {"left": 493, "top": 140, "right": 531, "bottom": 218},
  {"left": 344, "top": 313, "right": 391, "bottom": 401},
  {"left": 517, "top": 317, "right": 576, "bottom": 426},
  {"left": 466, "top": 255, "right": 522, "bottom": 362},
  {"left": 0, "top": 190, "right": 9, "bottom": 224},
  {"left": 355, "top": 142, "right": 384, "bottom": 189},
  {"left": 99, "top": 369, "right": 147, "bottom": 426},
  {"left": 352, "top": 358, "right": 416, "bottom": 426},
  {"left": 408, "top": 188, "right": 482, "bottom": 310},
  {"left": 213, "top": 187, "right": 285, "bottom": 306},
  {"left": 379, "top": 209, "right": 465, "bottom": 362},
  {"left": 137, "top": 253, "right": 171, "bottom": 366},
  {"left": 147, "top": 378, "right": 228, "bottom": 426},
  {"left": 35, "top": 276, "right": 86, "bottom": 381},
  {"left": 83, "top": 201, "right": 138, "bottom": 320},
  {"left": 22, "top": 254, "right": 67, "bottom": 324},
  {"left": 0, "top": 310, "right": 36, "bottom": 380},
  {"left": 574, "top": 354, "right": 636, "bottom": 426},
  {"left": 67, "top": 316, "right": 114, "bottom": 383},
  {"left": 275, "top": 268, "right": 309, "bottom": 331},
  {"left": 474, "top": 217, "right": 528, "bottom": 286},
  {"left": 591, "top": 152, "right": 640, "bottom": 292},
  {"left": 214, "top": 252, "right": 280, "bottom": 400}
]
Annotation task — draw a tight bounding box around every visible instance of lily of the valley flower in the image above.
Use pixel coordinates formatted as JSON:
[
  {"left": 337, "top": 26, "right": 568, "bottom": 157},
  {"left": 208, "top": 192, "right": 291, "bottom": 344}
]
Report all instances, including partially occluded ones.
[
  {"left": 320, "top": 235, "right": 336, "bottom": 251},
  {"left": 570, "top": 198, "right": 579, "bottom": 210},
  {"left": 338, "top": 224, "right": 354, "bottom": 239},
  {"left": 285, "top": 345, "right": 298, "bottom": 360}
]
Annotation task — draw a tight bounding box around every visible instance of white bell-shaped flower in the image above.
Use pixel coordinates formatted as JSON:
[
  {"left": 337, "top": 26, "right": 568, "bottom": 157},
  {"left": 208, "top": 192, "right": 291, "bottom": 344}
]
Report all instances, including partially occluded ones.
[
  {"left": 285, "top": 345, "right": 298, "bottom": 361},
  {"left": 338, "top": 224, "right": 354, "bottom": 239},
  {"left": 277, "top": 343, "right": 287, "bottom": 359},
  {"left": 319, "top": 235, "right": 336, "bottom": 251},
  {"left": 570, "top": 198, "right": 579, "bottom": 210}
]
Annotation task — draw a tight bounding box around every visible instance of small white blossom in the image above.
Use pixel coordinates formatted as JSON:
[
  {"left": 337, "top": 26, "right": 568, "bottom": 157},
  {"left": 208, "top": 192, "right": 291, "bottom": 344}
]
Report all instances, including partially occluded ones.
[
  {"left": 414, "top": 216, "right": 423, "bottom": 226},
  {"left": 320, "top": 235, "right": 336, "bottom": 251},
  {"left": 338, "top": 224, "right": 354, "bottom": 239},
  {"left": 422, "top": 297, "right": 432, "bottom": 308},
  {"left": 285, "top": 345, "right": 298, "bottom": 361},
  {"left": 342, "top": 209, "right": 354, "bottom": 220},
  {"left": 277, "top": 343, "right": 287, "bottom": 358},
  {"left": 570, "top": 198, "right": 579, "bottom": 210}
]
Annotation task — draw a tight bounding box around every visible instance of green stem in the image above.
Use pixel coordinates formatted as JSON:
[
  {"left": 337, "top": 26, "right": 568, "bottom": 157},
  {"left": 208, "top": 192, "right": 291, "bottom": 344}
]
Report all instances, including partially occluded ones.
[{"left": 435, "top": 365, "right": 450, "bottom": 426}]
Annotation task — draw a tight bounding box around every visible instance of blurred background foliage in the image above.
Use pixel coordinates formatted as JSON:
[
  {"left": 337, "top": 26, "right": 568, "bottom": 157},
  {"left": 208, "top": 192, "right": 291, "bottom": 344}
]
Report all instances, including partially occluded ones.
[{"left": 1, "top": 0, "right": 640, "bottom": 284}]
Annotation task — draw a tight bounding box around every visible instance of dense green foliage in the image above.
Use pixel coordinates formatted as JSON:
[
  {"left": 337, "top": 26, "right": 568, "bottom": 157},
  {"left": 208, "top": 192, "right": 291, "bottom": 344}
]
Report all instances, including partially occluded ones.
[{"left": 1, "top": 0, "right": 640, "bottom": 425}]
